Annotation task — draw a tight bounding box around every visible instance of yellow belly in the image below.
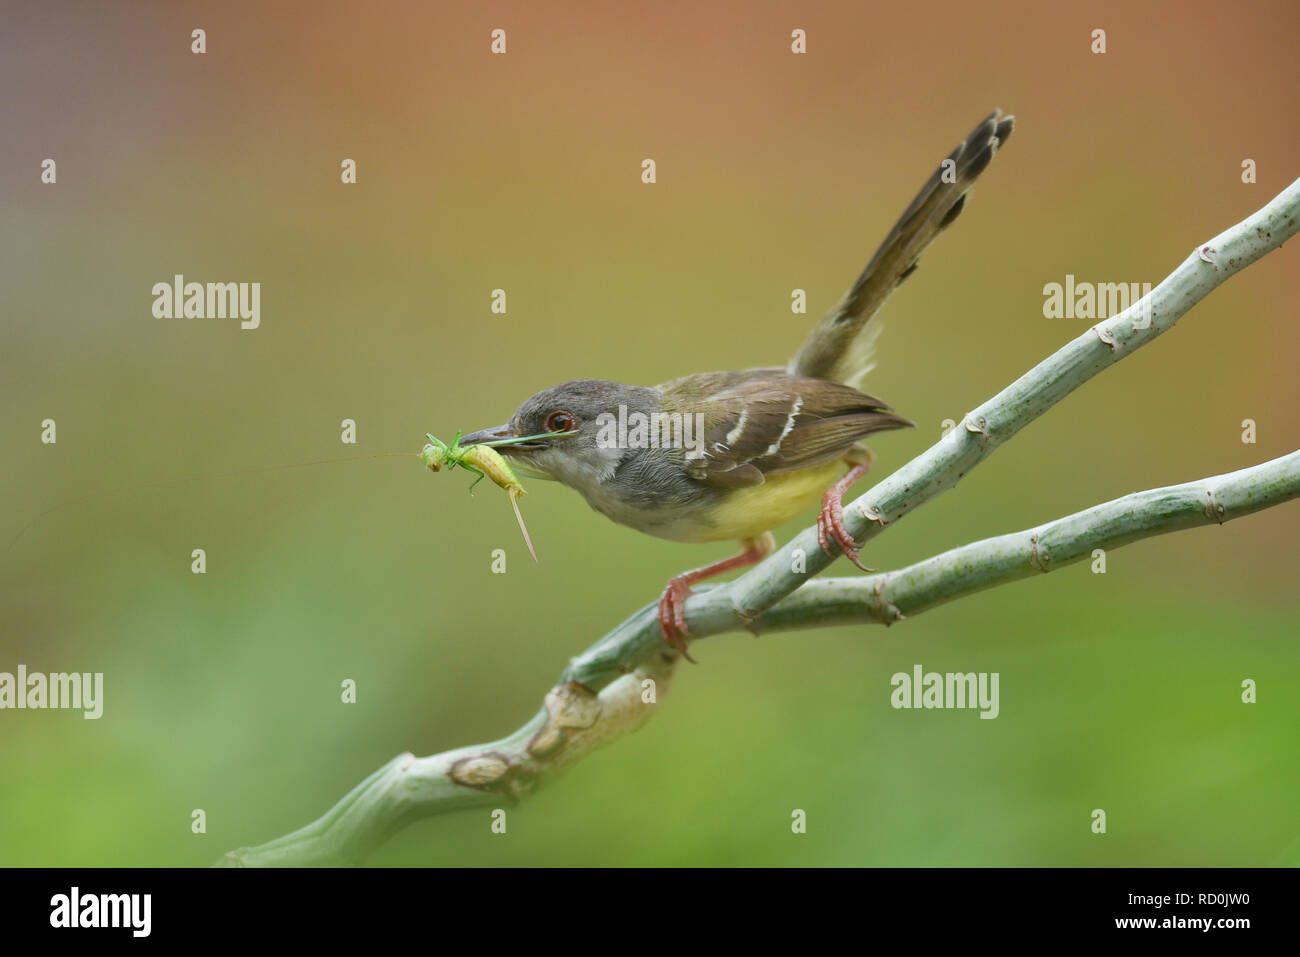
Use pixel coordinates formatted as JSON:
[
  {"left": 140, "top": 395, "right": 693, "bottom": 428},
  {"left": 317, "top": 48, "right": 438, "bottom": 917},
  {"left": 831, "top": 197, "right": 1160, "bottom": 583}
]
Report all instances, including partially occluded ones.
[{"left": 659, "top": 460, "right": 845, "bottom": 543}]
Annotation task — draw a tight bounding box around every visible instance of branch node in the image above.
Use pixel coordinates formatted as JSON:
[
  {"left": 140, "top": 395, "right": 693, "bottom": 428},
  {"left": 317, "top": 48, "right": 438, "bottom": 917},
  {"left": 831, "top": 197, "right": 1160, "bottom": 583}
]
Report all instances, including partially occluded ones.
[
  {"left": 527, "top": 682, "right": 603, "bottom": 759},
  {"left": 1198, "top": 244, "right": 1218, "bottom": 266},
  {"left": 1093, "top": 324, "right": 1116, "bottom": 351},
  {"left": 447, "top": 751, "right": 532, "bottom": 802},
  {"left": 871, "top": 575, "right": 905, "bottom": 624},
  {"left": 1028, "top": 532, "right": 1052, "bottom": 572},
  {"left": 858, "top": 503, "right": 890, "bottom": 528},
  {"left": 1204, "top": 490, "right": 1226, "bottom": 524},
  {"left": 728, "top": 592, "right": 764, "bottom": 634}
]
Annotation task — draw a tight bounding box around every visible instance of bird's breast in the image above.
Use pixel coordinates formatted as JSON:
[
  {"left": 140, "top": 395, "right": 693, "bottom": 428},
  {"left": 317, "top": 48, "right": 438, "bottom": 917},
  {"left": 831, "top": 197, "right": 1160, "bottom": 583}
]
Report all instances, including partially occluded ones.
[{"left": 578, "top": 459, "right": 844, "bottom": 544}]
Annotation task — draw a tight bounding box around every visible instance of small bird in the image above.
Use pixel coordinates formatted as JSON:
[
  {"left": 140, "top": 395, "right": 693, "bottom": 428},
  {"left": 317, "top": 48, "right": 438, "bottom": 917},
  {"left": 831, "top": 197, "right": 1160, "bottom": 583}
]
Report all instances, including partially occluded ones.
[{"left": 461, "top": 110, "right": 1014, "bottom": 659}]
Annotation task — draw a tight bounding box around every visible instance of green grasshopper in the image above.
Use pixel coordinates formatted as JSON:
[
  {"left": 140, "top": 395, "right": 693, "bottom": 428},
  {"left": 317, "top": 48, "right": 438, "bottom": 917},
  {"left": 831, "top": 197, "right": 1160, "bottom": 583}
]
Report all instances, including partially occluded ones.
[{"left": 420, "top": 429, "right": 574, "bottom": 562}]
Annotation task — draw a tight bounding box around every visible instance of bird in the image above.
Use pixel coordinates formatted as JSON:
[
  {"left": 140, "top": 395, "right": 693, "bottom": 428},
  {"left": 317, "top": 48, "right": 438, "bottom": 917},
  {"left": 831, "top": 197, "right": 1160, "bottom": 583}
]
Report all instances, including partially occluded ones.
[{"left": 460, "top": 109, "right": 1015, "bottom": 660}]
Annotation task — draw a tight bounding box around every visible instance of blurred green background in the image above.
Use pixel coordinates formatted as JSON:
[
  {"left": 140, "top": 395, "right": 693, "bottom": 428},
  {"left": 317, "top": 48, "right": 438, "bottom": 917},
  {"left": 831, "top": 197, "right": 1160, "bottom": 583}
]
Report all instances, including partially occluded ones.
[{"left": 1, "top": 1, "right": 1297, "bottom": 866}]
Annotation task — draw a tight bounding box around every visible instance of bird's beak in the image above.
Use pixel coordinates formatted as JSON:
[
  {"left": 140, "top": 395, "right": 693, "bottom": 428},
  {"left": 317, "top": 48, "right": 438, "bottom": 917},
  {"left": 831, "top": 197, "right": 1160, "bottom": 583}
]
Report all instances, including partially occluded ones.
[
  {"left": 459, "top": 424, "right": 561, "bottom": 454},
  {"left": 459, "top": 424, "right": 516, "bottom": 448}
]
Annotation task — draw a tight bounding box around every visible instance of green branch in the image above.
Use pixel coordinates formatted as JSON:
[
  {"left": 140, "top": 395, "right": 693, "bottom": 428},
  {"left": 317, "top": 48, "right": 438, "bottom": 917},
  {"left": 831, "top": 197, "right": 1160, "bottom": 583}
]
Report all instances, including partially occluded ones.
[{"left": 219, "top": 177, "right": 1300, "bottom": 867}]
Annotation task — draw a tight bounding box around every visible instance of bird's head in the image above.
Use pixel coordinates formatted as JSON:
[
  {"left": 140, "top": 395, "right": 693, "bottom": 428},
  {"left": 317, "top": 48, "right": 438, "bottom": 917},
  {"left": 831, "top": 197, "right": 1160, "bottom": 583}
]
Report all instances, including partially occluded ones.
[{"left": 459, "top": 379, "right": 660, "bottom": 492}]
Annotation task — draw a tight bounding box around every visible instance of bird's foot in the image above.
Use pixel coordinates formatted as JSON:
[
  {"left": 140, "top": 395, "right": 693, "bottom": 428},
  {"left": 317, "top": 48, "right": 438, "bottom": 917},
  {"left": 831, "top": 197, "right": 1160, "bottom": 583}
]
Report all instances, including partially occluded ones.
[
  {"left": 655, "top": 535, "right": 775, "bottom": 664},
  {"left": 818, "top": 465, "right": 874, "bottom": 572},
  {"left": 657, "top": 576, "right": 698, "bottom": 663}
]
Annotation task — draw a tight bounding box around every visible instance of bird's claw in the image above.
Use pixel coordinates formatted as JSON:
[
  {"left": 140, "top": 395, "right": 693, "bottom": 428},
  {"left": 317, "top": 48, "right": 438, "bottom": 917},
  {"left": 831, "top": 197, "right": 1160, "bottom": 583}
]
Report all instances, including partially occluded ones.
[
  {"left": 657, "top": 578, "right": 698, "bottom": 663},
  {"left": 818, "top": 487, "right": 874, "bottom": 572}
]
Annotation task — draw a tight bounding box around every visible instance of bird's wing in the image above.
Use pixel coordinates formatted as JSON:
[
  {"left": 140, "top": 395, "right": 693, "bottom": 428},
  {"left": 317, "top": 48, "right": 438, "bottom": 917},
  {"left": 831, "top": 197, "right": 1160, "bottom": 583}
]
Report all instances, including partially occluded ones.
[{"left": 658, "top": 372, "right": 913, "bottom": 488}]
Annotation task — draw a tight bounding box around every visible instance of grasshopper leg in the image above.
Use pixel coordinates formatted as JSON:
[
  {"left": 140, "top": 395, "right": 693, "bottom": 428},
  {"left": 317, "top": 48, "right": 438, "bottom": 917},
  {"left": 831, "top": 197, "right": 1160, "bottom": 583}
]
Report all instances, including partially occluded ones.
[{"left": 462, "top": 464, "right": 487, "bottom": 493}]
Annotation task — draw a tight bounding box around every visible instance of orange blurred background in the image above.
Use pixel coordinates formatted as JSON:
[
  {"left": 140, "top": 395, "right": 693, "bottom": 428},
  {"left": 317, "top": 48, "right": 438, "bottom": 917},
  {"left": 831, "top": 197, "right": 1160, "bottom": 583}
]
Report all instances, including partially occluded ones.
[{"left": 1, "top": 1, "right": 1297, "bottom": 865}]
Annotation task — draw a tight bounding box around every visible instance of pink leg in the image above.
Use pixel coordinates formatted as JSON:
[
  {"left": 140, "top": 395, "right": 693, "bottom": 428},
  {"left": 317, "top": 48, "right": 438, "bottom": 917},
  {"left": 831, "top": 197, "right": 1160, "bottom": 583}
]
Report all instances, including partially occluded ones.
[
  {"left": 817, "top": 462, "right": 874, "bottom": 572},
  {"left": 658, "top": 535, "right": 773, "bottom": 662}
]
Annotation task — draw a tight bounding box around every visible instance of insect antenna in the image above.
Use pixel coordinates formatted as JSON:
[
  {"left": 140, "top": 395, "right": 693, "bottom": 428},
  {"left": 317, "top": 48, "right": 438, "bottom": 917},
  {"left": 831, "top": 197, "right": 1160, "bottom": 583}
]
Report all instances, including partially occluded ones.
[{"left": 5, "top": 451, "right": 419, "bottom": 553}]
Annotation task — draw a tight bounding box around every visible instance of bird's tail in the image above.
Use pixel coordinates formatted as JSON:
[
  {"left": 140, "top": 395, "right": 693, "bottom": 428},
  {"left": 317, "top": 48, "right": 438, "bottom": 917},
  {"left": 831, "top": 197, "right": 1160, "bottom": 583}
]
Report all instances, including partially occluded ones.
[{"left": 789, "top": 109, "right": 1014, "bottom": 388}]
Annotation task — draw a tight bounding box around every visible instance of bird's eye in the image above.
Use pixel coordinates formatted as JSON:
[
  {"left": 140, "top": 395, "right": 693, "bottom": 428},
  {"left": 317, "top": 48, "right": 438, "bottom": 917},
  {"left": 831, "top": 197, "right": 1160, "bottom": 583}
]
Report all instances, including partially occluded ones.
[{"left": 545, "top": 411, "right": 576, "bottom": 433}]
